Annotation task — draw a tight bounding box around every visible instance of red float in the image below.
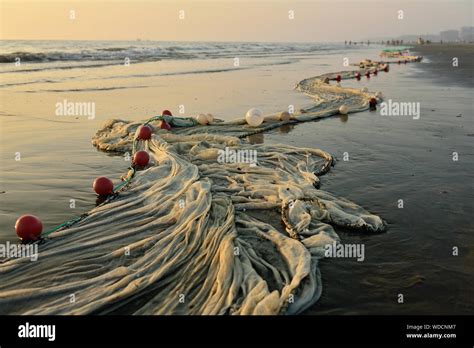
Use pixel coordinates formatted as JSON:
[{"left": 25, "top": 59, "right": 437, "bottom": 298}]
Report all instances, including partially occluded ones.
[
  {"left": 373, "top": 70, "right": 378, "bottom": 75},
  {"left": 133, "top": 151, "right": 150, "bottom": 167},
  {"left": 93, "top": 177, "right": 114, "bottom": 196},
  {"left": 335, "top": 75, "right": 342, "bottom": 82},
  {"left": 160, "top": 120, "right": 171, "bottom": 131},
  {"left": 162, "top": 110, "right": 173, "bottom": 116},
  {"left": 355, "top": 72, "right": 361, "bottom": 78},
  {"left": 15, "top": 215, "right": 43, "bottom": 242},
  {"left": 384, "top": 66, "right": 389, "bottom": 72},
  {"left": 369, "top": 97, "right": 377, "bottom": 109},
  {"left": 138, "top": 125, "right": 152, "bottom": 140},
  {"left": 365, "top": 71, "right": 370, "bottom": 78},
  {"left": 398, "top": 60, "right": 401, "bottom": 64}
]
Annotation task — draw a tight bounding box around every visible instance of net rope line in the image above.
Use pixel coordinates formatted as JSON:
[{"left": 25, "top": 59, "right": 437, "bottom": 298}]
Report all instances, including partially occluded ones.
[
  {"left": 40, "top": 114, "right": 197, "bottom": 239},
  {"left": 28, "top": 55, "right": 422, "bottom": 241},
  {"left": 0, "top": 56, "right": 422, "bottom": 315}
]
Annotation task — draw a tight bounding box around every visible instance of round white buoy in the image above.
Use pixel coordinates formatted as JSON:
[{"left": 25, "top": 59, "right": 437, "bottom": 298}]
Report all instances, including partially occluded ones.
[
  {"left": 245, "top": 108, "right": 264, "bottom": 127},
  {"left": 361, "top": 87, "right": 369, "bottom": 93},
  {"left": 206, "top": 113, "right": 214, "bottom": 123},
  {"left": 339, "top": 105, "right": 349, "bottom": 115},
  {"left": 196, "top": 113, "right": 209, "bottom": 125},
  {"left": 279, "top": 111, "right": 291, "bottom": 121}
]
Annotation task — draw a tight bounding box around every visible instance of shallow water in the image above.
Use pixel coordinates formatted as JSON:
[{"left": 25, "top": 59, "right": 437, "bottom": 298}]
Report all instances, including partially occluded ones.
[{"left": 0, "top": 41, "right": 472, "bottom": 314}]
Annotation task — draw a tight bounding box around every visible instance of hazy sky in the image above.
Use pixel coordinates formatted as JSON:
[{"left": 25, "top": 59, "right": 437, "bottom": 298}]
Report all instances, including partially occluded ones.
[{"left": 1, "top": 0, "right": 472, "bottom": 42}]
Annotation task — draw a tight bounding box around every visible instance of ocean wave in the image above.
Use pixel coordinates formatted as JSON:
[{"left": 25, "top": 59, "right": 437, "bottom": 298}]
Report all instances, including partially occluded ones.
[
  {"left": 0, "top": 52, "right": 50, "bottom": 63},
  {"left": 96, "top": 47, "right": 130, "bottom": 52},
  {"left": 0, "top": 62, "right": 124, "bottom": 74},
  {"left": 0, "top": 41, "right": 343, "bottom": 65},
  {"left": 23, "top": 85, "right": 149, "bottom": 93},
  {"left": 0, "top": 79, "right": 59, "bottom": 88},
  {"left": 1, "top": 58, "right": 298, "bottom": 88},
  {"left": 0, "top": 49, "right": 181, "bottom": 63}
]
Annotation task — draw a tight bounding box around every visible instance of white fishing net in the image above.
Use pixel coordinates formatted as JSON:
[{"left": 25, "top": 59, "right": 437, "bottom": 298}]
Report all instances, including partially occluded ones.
[{"left": 0, "top": 65, "right": 387, "bottom": 315}]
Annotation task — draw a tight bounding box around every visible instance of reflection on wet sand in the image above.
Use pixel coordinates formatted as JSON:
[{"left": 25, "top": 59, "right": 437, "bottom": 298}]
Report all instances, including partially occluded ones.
[
  {"left": 247, "top": 132, "right": 264, "bottom": 144},
  {"left": 278, "top": 124, "right": 295, "bottom": 134}
]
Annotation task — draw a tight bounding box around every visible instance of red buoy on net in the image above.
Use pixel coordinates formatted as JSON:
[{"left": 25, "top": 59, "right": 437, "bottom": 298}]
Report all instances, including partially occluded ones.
[
  {"left": 133, "top": 151, "right": 150, "bottom": 167},
  {"left": 160, "top": 120, "right": 171, "bottom": 131},
  {"left": 162, "top": 110, "right": 173, "bottom": 116},
  {"left": 373, "top": 70, "right": 378, "bottom": 75},
  {"left": 138, "top": 125, "right": 152, "bottom": 140},
  {"left": 365, "top": 71, "right": 370, "bottom": 78},
  {"left": 93, "top": 177, "right": 114, "bottom": 196},
  {"left": 384, "top": 66, "right": 389, "bottom": 72},
  {"left": 398, "top": 60, "right": 401, "bottom": 64},
  {"left": 355, "top": 72, "right": 361, "bottom": 79},
  {"left": 335, "top": 75, "right": 342, "bottom": 82},
  {"left": 15, "top": 215, "right": 43, "bottom": 242},
  {"left": 369, "top": 97, "right": 377, "bottom": 109}
]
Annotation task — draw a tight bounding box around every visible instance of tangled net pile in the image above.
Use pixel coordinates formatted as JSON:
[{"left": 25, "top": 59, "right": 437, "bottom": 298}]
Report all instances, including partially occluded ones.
[{"left": 0, "top": 61, "right": 390, "bottom": 315}]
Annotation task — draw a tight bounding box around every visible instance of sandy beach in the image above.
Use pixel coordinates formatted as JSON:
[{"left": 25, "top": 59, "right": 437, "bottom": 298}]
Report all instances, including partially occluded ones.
[
  {"left": 1, "top": 40, "right": 473, "bottom": 316},
  {"left": 1, "top": 0, "right": 473, "bottom": 344}
]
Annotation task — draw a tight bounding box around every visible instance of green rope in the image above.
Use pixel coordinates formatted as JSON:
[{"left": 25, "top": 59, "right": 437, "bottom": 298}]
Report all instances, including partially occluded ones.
[
  {"left": 113, "top": 167, "right": 136, "bottom": 192},
  {"left": 40, "top": 167, "right": 136, "bottom": 238},
  {"left": 38, "top": 113, "right": 198, "bottom": 239},
  {"left": 41, "top": 216, "right": 84, "bottom": 237},
  {"left": 144, "top": 115, "right": 163, "bottom": 125}
]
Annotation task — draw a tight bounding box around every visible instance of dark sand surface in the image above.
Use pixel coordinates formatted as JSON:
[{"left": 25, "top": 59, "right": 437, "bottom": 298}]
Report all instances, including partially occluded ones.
[
  {"left": 412, "top": 43, "right": 474, "bottom": 87},
  {"left": 289, "top": 44, "right": 473, "bottom": 315},
  {"left": 1, "top": 43, "right": 472, "bottom": 315}
]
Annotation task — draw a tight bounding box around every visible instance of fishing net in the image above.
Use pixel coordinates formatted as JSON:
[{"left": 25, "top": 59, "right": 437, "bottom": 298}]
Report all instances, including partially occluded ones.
[{"left": 0, "top": 67, "right": 386, "bottom": 315}]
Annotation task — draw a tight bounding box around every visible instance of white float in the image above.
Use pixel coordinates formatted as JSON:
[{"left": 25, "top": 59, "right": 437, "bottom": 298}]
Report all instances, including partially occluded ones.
[
  {"left": 245, "top": 108, "right": 264, "bottom": 127},
  {"left": 206, "top": 113, "right": 214, "bottom": 123},
  {"left": 196, "top": 113, "right": 209, "bottom": 125},
  {"left": 339, "top": 105, "right": 349, "bottom": 115}
]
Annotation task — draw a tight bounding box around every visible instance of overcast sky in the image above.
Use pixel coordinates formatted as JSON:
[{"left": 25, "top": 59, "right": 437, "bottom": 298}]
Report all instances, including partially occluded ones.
[{"left": 1, "top": 0, "right": 473, "bottom": 41}]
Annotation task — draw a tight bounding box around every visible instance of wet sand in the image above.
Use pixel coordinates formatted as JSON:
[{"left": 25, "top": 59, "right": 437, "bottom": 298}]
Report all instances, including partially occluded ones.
[
  {"left": 411, "top": 43, "right": 474, "bottom": 87},
  {"left": 267, "top": 45, "right": 474, "bottom": 314},
  {"left": 1, "top": 44, "right": 473, "bottom": 314}
]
